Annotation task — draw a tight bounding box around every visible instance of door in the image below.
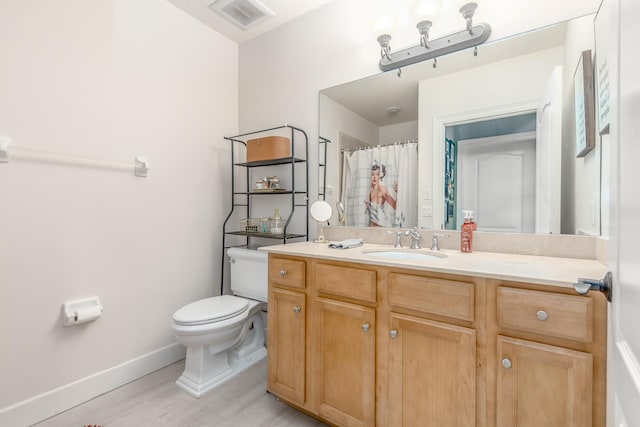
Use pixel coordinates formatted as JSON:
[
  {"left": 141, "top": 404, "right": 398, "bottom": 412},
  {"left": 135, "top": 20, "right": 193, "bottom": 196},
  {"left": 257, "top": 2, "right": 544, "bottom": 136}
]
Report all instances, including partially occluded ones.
[
  {"left": 496, "top": 336, "right": 593, "bottom": 427},
  {"left": 388, "top": 313, "right": 476, "bottom": 426},
  {"left": 313, "top": 298, "right": 375, "bottom": 427},
  {"left": 610, "top": 0, "right": 640, "bottom": 424},
  {"left": 457, "top": 132, "right": 536, "bottom": 232},
  {"left": 267, "top": 288, "right": 306, "bottom": 405}
]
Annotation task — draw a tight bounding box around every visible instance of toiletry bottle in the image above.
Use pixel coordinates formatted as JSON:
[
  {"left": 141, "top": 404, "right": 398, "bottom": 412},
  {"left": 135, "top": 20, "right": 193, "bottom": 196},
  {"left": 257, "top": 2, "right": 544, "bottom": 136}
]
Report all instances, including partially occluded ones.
[
  {"left": 270, "top": 209, "right": 283, "bottom": 234},
  {"left": 460, "top": 210, "right": 476, "bottom": 253}
]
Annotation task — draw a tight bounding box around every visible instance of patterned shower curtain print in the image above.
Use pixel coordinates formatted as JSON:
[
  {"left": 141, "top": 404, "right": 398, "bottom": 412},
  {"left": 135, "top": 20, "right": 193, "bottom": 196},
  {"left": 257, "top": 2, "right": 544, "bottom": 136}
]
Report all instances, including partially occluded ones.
[{"left": 341, "top": 143, "right": 418, "bottom": 228}]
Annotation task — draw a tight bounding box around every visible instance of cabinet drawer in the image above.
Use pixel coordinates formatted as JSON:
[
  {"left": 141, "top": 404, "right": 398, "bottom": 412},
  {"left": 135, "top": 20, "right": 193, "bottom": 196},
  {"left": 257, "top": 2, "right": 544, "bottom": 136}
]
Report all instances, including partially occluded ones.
[
  {"left": 315, "top": 263, "right": 376, "bottom": 303},
  {"left": 497, "top": 287, "right": 593, "bottom": 342},
  {"left": 269, "top": 257, "right": 306, "bottom": 289},
  {"left": 389, "top": 273, "right": 475, "bottom": 321}
]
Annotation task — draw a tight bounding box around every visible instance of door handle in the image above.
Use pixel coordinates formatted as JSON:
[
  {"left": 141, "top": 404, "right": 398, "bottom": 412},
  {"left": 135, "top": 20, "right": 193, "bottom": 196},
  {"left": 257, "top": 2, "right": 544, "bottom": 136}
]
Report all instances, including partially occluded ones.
[{"left": 574, "top": 272, "right": 612, "bottom": 302}]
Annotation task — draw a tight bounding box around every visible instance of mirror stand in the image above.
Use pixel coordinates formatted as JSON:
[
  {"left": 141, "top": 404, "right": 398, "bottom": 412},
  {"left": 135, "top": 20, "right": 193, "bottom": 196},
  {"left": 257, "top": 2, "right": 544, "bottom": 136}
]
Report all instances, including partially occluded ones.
[
  {"left": 314, "top": 222, "right": 329, "bottom": 243},
  {"left": 310, "top": 200, "right": 332, "bottom": 243}
]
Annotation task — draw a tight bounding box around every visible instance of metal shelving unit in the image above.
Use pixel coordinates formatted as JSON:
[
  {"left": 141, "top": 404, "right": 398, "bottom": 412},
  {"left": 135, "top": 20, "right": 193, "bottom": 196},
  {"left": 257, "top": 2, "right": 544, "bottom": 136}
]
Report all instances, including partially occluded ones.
[
  {"left": 221, "top": 125, "right": 308, "bottom": 293},
  {"left": 318, "top": 136, "right": 330, "bottom": 201}
]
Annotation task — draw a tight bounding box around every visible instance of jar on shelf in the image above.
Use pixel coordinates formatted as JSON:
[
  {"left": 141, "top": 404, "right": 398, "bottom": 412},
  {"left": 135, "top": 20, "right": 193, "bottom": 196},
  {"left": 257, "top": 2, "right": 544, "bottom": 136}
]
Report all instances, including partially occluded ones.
[{"left": 270, "top": 209, "right": 283, "bottom": 234}]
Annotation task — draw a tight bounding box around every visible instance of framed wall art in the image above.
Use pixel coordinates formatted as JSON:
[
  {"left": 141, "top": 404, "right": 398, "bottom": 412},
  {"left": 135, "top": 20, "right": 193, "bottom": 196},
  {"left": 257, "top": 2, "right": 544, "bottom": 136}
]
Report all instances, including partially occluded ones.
[
  {"left": 573, "top": 49, "right": 596, "bottom": 158},
  {"left": 594, "top": 2, "right": 611, "bottom": 135}
]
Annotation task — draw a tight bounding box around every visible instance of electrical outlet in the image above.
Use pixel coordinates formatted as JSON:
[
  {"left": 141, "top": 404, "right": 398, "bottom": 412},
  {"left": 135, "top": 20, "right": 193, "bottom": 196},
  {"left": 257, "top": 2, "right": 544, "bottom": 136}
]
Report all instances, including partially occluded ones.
[
  {"left": 422, "top": 206, "right": 433, "bottom": 217},
  {"left": 423, "top": 189, "right": 432, "bottom": 200}
]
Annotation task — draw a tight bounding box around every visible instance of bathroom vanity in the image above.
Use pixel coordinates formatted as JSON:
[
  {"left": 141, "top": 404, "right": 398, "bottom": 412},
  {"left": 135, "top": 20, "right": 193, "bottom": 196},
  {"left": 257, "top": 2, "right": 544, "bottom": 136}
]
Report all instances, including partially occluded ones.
[{"left": 262, "top": 242, "right": 608, "bottom": 427}]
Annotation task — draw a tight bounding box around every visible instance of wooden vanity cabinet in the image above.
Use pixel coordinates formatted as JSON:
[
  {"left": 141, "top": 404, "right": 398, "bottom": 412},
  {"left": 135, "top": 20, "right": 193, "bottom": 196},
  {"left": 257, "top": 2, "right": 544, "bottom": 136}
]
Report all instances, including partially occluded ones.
[
  {"left": 385, "top": 272, "right": 478, "bottom": 426},
  {"left": 496, "top": 336, "right": 593, "bottom": 427},
  {"left": 313, "top": 262, "right": 377, "bottom": 426},
  {"left": 267, "top": 255, "right": 607, "bottom": 427},
  {"left": 314, "top": 297, "right": 376, "bottom": 426},
  {"left": 493, "top": 283, "right": 606, "bottom": 427},
  {"left": 267, "top": 257, "right": 307, "bottom": 407}
]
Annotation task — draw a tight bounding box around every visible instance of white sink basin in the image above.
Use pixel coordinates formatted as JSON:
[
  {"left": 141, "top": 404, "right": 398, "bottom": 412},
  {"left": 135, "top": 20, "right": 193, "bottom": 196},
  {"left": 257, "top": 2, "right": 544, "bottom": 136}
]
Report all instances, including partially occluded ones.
[{"left": 362, "top": 250, "right": 447, "bottom": 260}]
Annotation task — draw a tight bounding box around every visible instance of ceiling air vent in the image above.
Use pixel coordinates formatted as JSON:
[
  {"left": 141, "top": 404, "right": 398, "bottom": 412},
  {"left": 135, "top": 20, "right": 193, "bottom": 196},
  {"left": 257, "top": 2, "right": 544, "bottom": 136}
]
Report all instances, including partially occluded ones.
[{"left": 208, "top": 0, "right": 275, "bottom": 30}]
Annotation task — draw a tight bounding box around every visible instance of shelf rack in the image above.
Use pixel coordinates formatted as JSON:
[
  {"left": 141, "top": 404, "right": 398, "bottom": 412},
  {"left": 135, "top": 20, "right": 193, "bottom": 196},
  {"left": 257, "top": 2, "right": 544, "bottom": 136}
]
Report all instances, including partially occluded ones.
[
  {"left": 318, "top": 136, "right": 331, "bottom": 201},
  {"left": 221, "top": 125, "right": 308, "bottom": 293}
]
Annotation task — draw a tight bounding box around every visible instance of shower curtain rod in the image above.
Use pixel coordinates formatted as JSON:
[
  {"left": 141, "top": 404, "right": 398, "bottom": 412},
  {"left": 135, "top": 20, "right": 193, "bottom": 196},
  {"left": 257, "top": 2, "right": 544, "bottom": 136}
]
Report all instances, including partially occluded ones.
[{"left": 340, "top": 139, "right": 418, "bottom": 154}]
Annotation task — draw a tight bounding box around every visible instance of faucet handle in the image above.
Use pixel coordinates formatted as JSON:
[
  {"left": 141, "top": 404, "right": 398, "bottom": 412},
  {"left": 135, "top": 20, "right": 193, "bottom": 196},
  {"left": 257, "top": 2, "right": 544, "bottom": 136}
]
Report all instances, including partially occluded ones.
[
  {"left": 387, "top": 230, "right": 403, "bottom": 248},
  {"left": 404, "top": 227, "right": 421, "bottom": 237},
  {"left": 430, "top": 233, "right": 451, "bottom": 251}
]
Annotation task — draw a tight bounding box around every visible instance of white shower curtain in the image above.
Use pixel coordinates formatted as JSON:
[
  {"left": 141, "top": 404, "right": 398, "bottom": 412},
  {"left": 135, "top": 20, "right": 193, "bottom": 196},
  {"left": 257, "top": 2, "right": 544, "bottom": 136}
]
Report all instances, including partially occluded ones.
[{"left": 341, "top": 143, "right": 418, "bottom": 228}]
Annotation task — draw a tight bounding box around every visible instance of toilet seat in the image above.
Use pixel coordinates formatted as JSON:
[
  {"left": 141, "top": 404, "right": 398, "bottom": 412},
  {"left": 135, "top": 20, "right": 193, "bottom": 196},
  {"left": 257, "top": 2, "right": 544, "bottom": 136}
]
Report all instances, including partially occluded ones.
[{"left": 173, "top": 295, "right": 249, "bottom": 326}]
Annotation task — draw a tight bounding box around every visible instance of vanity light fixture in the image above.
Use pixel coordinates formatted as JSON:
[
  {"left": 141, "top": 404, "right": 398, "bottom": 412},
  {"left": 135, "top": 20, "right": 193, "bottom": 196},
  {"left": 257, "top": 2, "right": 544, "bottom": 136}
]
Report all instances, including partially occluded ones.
[
  {"left": 376, "top": 2, "right": 491, "bottom": 72},
  {"left": 417, "top": 20, "right": 432, "bottom": 48},
  {"left": 377, "top": 34, "right": 392, "bottom": 61}
]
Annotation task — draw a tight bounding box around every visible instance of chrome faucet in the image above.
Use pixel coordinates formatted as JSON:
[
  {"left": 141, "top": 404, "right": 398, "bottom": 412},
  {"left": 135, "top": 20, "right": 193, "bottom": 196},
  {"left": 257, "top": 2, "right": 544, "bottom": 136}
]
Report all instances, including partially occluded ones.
[
  {"left": 387, "top": 230, "right": 403, "bottom": 248},
  {"left": 430, "top": 233, "right": 450, "bottom": 251},
  {"left": 405, "top": 227, "right": 422, "bottom": 249}
]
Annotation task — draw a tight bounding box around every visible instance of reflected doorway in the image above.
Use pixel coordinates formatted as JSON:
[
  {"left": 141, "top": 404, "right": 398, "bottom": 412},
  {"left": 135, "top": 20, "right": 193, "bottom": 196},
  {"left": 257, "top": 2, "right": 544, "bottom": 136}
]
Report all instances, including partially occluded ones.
[{"left": 444, "top": 113, "right": 537, "bottom": 232}]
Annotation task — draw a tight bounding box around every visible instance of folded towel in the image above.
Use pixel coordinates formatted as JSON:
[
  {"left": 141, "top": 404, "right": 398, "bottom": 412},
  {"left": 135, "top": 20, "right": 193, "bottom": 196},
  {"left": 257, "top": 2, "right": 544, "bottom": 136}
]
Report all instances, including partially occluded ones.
[{"left": 328, "top": 238, "right": 364, "bottom": 249}]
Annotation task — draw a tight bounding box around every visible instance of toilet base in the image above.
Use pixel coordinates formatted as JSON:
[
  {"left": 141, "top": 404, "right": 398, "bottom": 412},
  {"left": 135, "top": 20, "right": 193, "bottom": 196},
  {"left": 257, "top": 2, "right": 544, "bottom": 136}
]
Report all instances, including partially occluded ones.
[
  {"left": 176, "top": 313, "right": 267, "bottom": 398},
  {"left": 175, "top": 346, "right": 267, "bottom": 398}
]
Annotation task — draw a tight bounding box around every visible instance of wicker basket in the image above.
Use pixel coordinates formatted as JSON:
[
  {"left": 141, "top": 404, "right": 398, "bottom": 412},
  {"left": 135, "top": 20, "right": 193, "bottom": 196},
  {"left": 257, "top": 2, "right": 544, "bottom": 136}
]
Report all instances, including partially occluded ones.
[{"left": 239, "top": 218, "right": 269, "bottom": 234}]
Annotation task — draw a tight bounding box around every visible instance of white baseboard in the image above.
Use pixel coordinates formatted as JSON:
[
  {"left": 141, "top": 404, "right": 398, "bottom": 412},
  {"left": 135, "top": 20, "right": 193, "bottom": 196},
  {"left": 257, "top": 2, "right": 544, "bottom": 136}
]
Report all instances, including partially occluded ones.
[{"left": 0, "top": 342, "right": 185, "bottom": 426}]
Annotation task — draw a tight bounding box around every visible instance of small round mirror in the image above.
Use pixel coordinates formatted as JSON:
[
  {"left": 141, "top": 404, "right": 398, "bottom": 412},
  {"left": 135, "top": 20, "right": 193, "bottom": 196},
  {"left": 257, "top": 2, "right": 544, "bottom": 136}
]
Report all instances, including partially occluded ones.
[
  {"left": 310, "top": 200, "right": 332, "bottom": 222},
  {"left": 310, "top": 200, "right": 332, "bottom": 243}
]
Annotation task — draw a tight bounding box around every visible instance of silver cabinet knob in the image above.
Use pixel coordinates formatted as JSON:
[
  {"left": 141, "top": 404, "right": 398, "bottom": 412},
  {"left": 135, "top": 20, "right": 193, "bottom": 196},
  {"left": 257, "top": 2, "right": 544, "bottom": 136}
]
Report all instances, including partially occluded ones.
[
  {"left": 362, "top": 323, "right": 370, "bottom": 332},
  {"left": 389, "top": 329, "right": 398, "bottom": 339},
  {"left": 502, "top": 358, "right": 512, "bottom": 369},
  {"left": 536, "top": 310, "right": 549, "bottom": 321},
  {"left": 279, "top": 270, "right": 287, "bottom": 277},
  {"left": 292, "top": 306, "right": 301, "bottom": 313}
]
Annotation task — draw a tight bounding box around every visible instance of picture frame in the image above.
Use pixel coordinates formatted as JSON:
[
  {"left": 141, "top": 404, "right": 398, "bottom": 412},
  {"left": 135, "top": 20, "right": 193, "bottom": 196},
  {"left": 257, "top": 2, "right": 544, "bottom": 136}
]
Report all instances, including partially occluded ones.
[
  {"left": 573, "top": 50, "right": 596, "bottom": 158},
  {"left": 594, "top": 2, "right": 611, "bottom": 135}
]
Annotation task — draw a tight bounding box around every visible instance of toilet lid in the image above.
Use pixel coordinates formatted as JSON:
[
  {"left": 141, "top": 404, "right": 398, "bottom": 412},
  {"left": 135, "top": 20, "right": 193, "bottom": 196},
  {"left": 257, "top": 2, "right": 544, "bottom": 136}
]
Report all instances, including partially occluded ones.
[{"left": 173, "top": 295, "right": 249, "bottom": 326}]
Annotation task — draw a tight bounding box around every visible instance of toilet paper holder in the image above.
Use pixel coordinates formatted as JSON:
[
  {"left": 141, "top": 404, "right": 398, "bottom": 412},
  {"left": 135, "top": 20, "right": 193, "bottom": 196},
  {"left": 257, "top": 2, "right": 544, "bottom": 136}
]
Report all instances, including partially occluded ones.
[{"left": 62, "top": 297, "right": 104, "bottom": 327}]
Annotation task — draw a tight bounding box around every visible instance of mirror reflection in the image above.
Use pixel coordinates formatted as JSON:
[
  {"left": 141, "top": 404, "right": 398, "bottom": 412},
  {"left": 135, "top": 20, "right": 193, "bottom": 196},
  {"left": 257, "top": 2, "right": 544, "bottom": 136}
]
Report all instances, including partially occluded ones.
[{"left": 319, "top": 14, "right": 600, "bottom": 236}]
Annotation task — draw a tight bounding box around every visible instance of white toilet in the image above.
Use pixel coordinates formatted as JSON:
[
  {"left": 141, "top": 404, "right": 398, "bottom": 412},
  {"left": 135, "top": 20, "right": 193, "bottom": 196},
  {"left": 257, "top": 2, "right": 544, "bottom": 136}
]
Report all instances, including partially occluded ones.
[{"left": 172, "top": 247, "right": 268, "bottom": 398}]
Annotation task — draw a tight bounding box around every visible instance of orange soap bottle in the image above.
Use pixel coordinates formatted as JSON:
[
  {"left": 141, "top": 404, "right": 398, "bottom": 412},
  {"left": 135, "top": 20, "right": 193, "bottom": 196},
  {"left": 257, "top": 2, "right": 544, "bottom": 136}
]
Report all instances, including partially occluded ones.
[{"left": 460, "top": 210, "right": 476, "bottom": 253}]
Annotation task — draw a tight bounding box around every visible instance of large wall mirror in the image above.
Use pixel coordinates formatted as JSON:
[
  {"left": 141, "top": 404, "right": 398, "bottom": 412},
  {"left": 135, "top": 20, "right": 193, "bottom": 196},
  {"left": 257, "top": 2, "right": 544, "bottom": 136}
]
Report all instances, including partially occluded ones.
[{"left": 320, "top": 14, "right": 603, "bottom": 236}]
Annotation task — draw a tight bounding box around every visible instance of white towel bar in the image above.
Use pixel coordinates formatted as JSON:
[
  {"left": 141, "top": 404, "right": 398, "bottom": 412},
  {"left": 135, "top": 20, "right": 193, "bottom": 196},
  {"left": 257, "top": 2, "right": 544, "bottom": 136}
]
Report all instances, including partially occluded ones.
[{"left": 0, "top": 136, "right": 149, "bottom": 177}]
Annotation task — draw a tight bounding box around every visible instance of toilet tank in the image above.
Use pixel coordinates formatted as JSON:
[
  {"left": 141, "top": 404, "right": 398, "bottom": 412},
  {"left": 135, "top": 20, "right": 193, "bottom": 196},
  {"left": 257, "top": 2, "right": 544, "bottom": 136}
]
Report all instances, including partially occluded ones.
[{"left": 227, "top": 248, "right": 268, "bottom": 302}]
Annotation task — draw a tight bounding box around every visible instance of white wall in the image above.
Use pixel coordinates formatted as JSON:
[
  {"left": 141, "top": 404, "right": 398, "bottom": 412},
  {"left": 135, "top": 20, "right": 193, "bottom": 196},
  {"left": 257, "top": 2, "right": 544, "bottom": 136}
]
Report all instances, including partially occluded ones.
[
  {"left": 0, "top": 0, "right": 237, "bottom": 423},
  {"left": 560, "top": 16, "right": 600, "bottom": 235},
  {"left": 379, "top": 121, "right": 418, "bottom": 145},
  {"left": 239, "top": 0, "right": 601, "bottom": 229},
  {"left": 319, "top": 94, "right": 378, "bottom": 224}
]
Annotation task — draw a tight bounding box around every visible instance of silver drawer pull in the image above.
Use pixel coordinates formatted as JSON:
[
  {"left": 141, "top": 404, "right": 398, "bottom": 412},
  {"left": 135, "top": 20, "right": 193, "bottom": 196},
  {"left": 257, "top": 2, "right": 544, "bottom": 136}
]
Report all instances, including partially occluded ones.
[
  {"left": 502, "top": 358, "right": 512, "bottom": 369},
  {"left": 292, "top": 306, "right": 301, "bottom": 313},
  {"left": 362, "top": 323, "right": 370, "bottom": 332},
  {"left": 389, "top": 329, "right": 398, "bottom": 339},
  {"left": 536, "top": 310, "right": 549, "bottom": 321},
  {"left": 280, "top": 270, "right": 287, "bottom": 277}
]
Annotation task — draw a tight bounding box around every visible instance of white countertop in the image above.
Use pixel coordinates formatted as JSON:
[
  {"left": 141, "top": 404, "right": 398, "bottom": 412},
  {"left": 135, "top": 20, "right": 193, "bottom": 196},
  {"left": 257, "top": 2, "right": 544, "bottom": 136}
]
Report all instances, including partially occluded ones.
[{"left": 260, "top": 242, "right": 609, "bottom": 289}]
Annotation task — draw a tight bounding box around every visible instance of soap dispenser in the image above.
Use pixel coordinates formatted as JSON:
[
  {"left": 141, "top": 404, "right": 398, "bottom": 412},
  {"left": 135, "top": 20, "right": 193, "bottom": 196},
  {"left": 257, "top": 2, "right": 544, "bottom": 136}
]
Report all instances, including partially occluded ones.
[{"left": 460, "top": 210, "right": 476, "bottom": 253}]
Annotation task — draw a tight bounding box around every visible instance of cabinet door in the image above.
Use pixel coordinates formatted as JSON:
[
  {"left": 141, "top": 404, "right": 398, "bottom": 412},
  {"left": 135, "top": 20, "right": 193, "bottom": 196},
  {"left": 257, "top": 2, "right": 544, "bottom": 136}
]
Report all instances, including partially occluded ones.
[
  {"left": 388, "top": 313, "right": 476, "bottom": 427},
  {"left": 267, "top": 288, "right": 306, "bottom": 405},
  {"left": 497, "top": 335, "right": 593, "bottom": 427},
  {"left": 313, "top": 298, "right": 376, "bottom": 427}
]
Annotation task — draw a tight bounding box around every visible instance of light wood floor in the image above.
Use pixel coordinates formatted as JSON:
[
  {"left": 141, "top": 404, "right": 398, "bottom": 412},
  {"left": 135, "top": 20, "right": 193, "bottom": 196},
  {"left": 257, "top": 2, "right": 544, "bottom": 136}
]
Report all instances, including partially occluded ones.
[{"left": 35, "top": 358, "right": 327, "bottom": 427}]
